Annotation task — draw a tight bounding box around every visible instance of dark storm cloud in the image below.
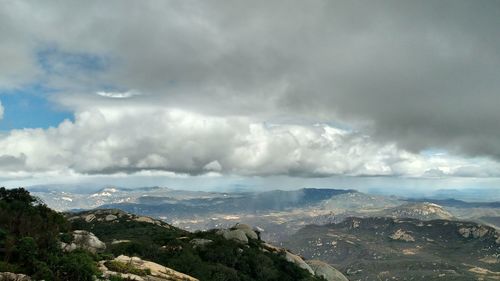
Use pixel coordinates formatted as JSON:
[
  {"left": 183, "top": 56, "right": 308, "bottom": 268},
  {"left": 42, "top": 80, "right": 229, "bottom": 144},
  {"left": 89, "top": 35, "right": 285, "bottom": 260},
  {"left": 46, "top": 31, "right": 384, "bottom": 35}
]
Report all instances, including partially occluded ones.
[{"left": 1, "top": 0, "right": 500, "bottom": 178}]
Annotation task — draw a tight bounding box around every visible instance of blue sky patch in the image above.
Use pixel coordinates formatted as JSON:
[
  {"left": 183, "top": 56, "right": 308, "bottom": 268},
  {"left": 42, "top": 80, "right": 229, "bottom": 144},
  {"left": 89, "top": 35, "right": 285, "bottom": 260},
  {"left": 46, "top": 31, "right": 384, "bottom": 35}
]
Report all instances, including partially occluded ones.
[{"left": 0, "top": 85, "right": 73, "bottom": 130}]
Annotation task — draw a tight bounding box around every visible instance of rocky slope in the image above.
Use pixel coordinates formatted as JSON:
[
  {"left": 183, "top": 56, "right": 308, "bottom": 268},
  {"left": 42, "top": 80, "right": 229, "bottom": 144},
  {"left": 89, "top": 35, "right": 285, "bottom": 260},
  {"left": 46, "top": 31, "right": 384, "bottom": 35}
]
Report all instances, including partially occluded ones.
[
  {"left": 0, "top": 188, "right": 342, "bottom": 281},
  {"left": 377, "top": 202, "right": 454, "bottom": 220},
  {"left": 67, "top": 209, "right": 345, "bottom": 281},
  {"left": 285, "top": 217, "right": 500, "bottom": 281},
  {"left": 99, "top": 255, "right": 198, "bottom": 281}
]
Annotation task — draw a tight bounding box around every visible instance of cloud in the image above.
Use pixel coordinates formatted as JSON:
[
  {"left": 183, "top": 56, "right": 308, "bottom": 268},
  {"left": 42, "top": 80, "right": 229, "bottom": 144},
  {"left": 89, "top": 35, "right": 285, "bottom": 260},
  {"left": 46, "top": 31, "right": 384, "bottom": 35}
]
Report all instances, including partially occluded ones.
[
  {"left": 1, "top": 0, "right": 500, "bottom": 176},
  {"left": 0, "top": 153, "right": 26, "bottom": 170},
  {"left": 0, "top": 100, "right": 4, "bottom": 120},
  {"left": 96, "top": 90, "right": 140, "bottom": 99},
  {"left": 0, "top": 106, "right": 497, "bottom": 179}
]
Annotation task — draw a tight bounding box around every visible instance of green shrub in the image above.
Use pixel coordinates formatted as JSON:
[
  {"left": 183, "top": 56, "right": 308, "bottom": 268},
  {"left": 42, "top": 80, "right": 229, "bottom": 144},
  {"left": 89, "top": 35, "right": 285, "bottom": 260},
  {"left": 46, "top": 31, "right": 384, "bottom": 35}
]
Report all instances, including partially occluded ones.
[
  {"left": 56, "top": 251, "right": 99, "bottom": 281},
  {"left": 0, "top": 261, "right": 20, "bottom": 273},
  {"left": 32, "top": 260, "right": 54, "bottom": 280},
  {"left": 104, "top": 260, "right": 151, "bottom": 276},
  {"left": 17, "top": 236, "right": 38, "bottom": 267}
]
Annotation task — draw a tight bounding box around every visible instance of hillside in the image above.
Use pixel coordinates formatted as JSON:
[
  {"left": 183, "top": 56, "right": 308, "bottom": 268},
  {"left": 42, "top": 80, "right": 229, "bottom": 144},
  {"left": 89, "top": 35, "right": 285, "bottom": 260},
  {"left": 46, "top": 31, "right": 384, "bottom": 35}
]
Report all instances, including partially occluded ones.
[
  {"left": 376, "top": 202, "right": 454, "bottom": 220},
  {"left": 0, "top": 188, "right": 344, "bottom": 281},
  {"left": 284, "top": 217, "right": 500, "bottom": 281}
]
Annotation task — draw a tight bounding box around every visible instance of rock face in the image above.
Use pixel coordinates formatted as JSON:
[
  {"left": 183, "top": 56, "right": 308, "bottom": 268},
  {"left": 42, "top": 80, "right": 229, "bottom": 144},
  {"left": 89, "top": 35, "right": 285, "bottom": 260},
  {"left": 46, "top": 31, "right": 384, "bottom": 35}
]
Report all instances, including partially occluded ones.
[
  {"left": 389, "top": 229, "right": 415, "bottom": 242},
  {"left": 99, "top": 255, "right": 198, "bottom": 281},
  {"left": 0, "top": 272, "right": 31, "bottom": 281},
  {"left": 61, "top": 230, "right": 106, "bottom": 253},
  {"left": 306, "top": 260, "right": 349, "bottom": 281}
]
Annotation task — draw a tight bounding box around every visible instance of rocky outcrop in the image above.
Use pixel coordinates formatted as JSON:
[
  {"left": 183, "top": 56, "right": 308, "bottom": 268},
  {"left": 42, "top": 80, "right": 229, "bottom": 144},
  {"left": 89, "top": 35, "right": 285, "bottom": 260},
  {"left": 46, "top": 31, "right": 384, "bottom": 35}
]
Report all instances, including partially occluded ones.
[
  {"left": 389, "top": 229, "right": 415, "bottom": 242},
  {"left": 68, "top": 209, "right": 171, "bottom": 229},
  {"left": 219, "top": 229, "right": 249, "bottom": 244},
  {"left": 190, "top": 238, "right": 213, "bottom": 248},
  {"left": 306, "top": 260, "right": 349, "bottom": 281},
  {"left": 233, "top": 223, "right": 259, "bottom": 240},
  {"left": 217, "top": 223, "right": 262, "bottom": 244},
  {"left": 0, "top": 273, "right": 31, "bottom": 281},
  {"left": 85, "top": 213, "right": 96, "bottom": 222},
  {"left": 105, "top": 214, "right": 118, "bottom": 221},
  {"left": 99, "top": 255, "right": 198, "bottom": 281},
  {"left": 61, "top": 230, "right": 106, "bottom": 253},
  {"left": 459, "top": 225, "right": 491, "bottom": 239}
]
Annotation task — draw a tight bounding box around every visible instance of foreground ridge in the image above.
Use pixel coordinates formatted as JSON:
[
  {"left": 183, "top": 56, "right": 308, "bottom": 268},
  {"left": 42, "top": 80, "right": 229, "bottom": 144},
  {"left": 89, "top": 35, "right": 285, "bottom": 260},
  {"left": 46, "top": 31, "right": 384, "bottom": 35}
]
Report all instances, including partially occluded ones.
[{"left": 0, "top": 188, "right": 340, "bottom": 281}]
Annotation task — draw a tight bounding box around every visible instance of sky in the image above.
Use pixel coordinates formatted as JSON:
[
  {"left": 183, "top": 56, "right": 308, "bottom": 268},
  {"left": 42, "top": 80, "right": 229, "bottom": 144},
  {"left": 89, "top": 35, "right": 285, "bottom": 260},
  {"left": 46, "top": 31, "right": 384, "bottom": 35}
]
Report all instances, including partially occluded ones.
[{"left": 1, "top": 0, "right": 500, "bottom": 193}]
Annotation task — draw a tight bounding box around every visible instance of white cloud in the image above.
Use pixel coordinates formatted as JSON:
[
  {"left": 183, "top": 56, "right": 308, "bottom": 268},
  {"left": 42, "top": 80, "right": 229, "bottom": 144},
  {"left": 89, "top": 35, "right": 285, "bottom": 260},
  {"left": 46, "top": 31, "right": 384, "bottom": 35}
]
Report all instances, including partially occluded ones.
[
  {"left": 0, "top": 100, "right": 4, "bottom": 120},
  {"left": 0, "top": 105, "right": 498, "bottom": 180},
  {"left": 96, "top": 90, "right": 140, "bottom": 99}
]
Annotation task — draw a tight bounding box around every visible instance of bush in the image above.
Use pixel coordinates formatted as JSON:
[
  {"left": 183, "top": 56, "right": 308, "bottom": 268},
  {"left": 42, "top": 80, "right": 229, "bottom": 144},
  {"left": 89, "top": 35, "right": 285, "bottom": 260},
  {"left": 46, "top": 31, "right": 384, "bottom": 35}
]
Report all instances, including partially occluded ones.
[
  {"left": 32, "top": 260, "right": 54, "bottom": 280},
  {"left": 56, "top": 251, "right": 99, "bottom": 281},
  {"left": 0, "top": 261, "right": 20, "bottom": 273},
  {"left": 104, "top": 260, "right": 151, "bottom": 276},
  {"left": 17, "top": 237, "right": 38, "bottom": 267}
]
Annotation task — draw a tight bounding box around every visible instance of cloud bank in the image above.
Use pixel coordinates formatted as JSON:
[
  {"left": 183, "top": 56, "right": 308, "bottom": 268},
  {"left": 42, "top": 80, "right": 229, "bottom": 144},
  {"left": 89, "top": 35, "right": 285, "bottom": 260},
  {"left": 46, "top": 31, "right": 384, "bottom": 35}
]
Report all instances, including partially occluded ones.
[
  {"left": 0, "top": 106, "right": 498, "bottom": 179},
  {"left": 0, "top": 1, "right": 500, "bottom": 182}
]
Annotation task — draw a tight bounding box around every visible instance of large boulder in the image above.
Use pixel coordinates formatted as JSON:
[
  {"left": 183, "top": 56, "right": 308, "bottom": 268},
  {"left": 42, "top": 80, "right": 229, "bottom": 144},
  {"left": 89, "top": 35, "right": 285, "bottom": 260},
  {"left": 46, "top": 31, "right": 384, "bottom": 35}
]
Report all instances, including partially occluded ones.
[
  {"left": 84, "top": 214, "right": 96, "bottom": 222},
  {"left": 233, "top": 223, "right": 259, "bottom": 240},
  {"left": 389, "top": 229, "right": 415, "bottom": 242},
  {"left": 99, "top": 255, "right": 198, "bottom": 281},
  {"left": 105, "top": 214, "right": 118, "bottom": 221},
  {"left": 306, "top": 260, "right": 349, "bottom": 281},
  {"left": 61, "top": 230, "right": 106, "bottom": 253},
  {"left": 0, "top": 273, "right": 31, "bottom": 281},
  {"left": 221, "top": 229, "right": 249, "bottom": 244}
]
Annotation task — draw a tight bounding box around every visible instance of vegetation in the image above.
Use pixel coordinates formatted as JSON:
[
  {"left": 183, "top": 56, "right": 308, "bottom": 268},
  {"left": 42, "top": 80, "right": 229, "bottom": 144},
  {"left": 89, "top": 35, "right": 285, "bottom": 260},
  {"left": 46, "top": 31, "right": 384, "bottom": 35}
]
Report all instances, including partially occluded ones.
[
  {"left": 0, "top": 187, "right": 324, "bottom": 281},
  {"left": 78, "top": 219, "right": 321, "bottom": 281},
  {"left": 0, "top": 187, "right": 98, "bottom": 281},
  {"left": 104, "top": 260, "right": 151, "bottom": 276}
]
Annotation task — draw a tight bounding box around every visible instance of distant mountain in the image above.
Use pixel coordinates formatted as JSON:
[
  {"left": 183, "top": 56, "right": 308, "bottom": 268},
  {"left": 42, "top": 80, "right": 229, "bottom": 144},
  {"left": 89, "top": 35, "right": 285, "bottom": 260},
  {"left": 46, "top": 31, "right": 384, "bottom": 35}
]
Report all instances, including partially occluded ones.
[
  {"left": 29, "top": 186, "right": 222, "bottom": 211},
  {"left": 31, "top": 187, "right": 353, "bottom": 213},
  {"left": 285, "top": 217, "right": 500, "bottom": 281},
  {"left": 405, "top": 198, "right": 500, "bottom": 208},
  {"left": 31, "top": 186, "right": 500, "bottom": 245},
  {"left": 321, "top": 190, "right": 403, "bottom": 210}
]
